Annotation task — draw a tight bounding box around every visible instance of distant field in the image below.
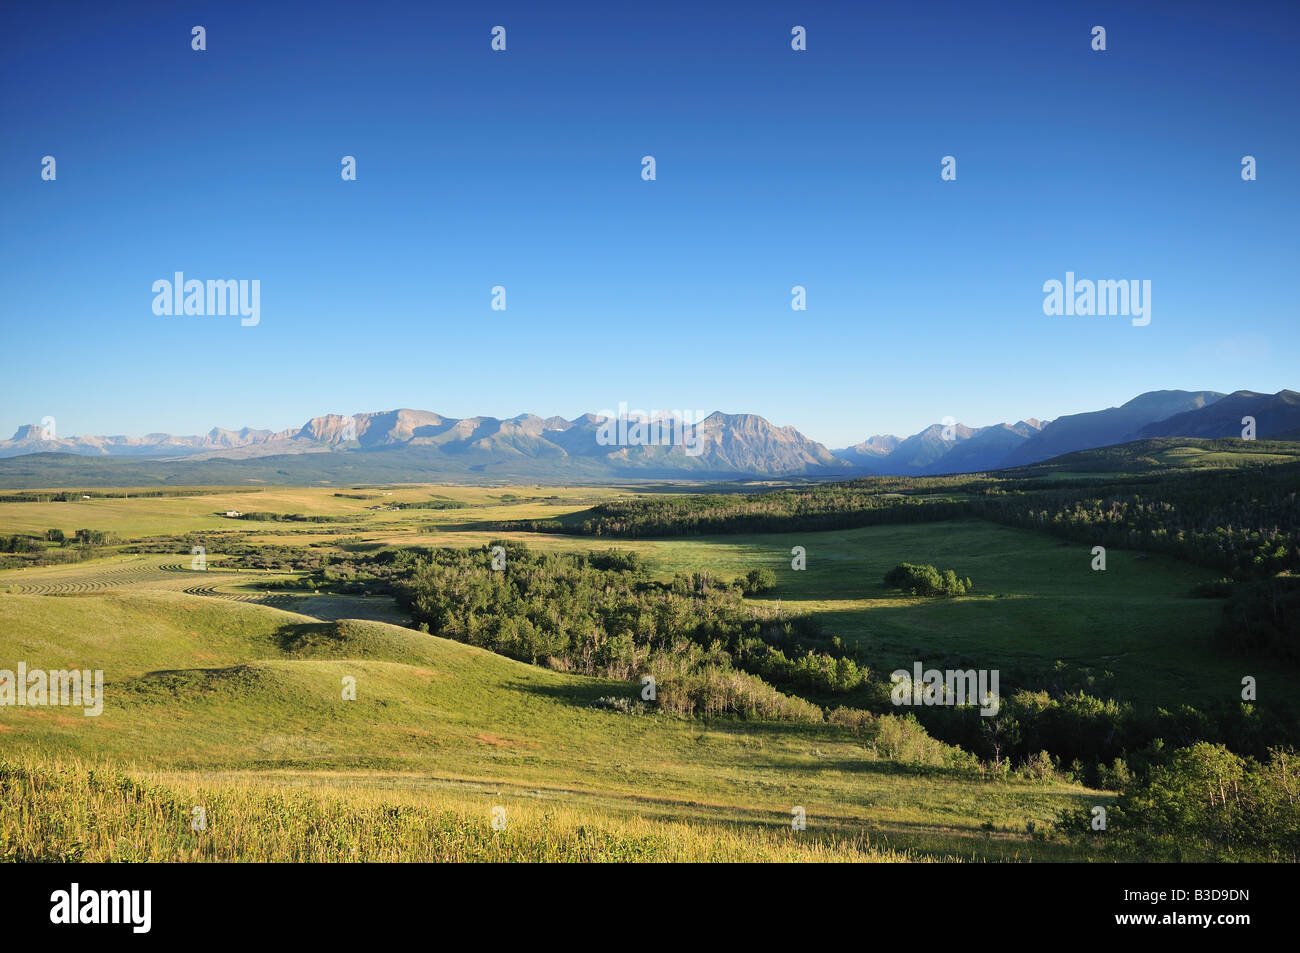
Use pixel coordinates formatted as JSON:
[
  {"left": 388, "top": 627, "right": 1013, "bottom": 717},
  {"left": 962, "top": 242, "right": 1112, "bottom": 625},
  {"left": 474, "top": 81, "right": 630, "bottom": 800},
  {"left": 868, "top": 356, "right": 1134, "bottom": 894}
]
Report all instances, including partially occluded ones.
[
  {"left": 0, "top": 484, "right": 627, "bottom": 538},
  {"left": 629, "top": 523, "right": 1241, "bottom": 708}
]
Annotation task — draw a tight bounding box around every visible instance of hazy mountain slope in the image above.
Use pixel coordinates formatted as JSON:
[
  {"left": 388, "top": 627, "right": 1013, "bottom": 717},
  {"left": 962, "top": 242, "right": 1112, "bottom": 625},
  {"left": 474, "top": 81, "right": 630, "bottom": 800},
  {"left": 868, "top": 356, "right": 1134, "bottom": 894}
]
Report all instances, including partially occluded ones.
[
  {"left": 885, "top": 423, "right": 976, "bottom": 472},
  {"left": 0, "top": 408, "right": 849, "bottom": 485},
  {"left": 998, "top": 390, "right": 1224, "bottom": 467},
  {"left": 1134, "top": 390, "right": 1300, "bottom": 440},
  {"left": 0, "top": 425, "right": 279, "bottom": 458},
  {"left": 2, "top": 390, "right": 1292, "bottom": 483},
  {"left": 832, "top": 435, "right": 902, "bottom": 470},
  {"left": 684, "top": 412, "right": 846, "bottom": 473},
  {"left": 919, "top": 420, "right": 1045, "bottom": 475}
]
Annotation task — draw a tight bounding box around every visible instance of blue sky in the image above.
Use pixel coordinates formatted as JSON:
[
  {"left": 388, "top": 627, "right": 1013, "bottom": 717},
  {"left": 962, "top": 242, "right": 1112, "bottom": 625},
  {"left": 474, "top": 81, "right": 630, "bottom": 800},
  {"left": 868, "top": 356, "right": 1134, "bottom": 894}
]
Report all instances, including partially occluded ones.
[{"left": 1, "top": 0, "right": 1296, "bottom": 449}]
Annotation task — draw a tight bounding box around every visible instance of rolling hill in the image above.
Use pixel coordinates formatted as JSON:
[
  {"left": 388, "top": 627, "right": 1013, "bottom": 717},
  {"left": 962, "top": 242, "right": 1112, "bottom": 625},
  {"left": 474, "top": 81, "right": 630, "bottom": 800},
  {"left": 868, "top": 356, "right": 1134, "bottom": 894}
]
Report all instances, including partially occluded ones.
[{"left": 0, "top": 587, "right": 1095, "bottom": 861}]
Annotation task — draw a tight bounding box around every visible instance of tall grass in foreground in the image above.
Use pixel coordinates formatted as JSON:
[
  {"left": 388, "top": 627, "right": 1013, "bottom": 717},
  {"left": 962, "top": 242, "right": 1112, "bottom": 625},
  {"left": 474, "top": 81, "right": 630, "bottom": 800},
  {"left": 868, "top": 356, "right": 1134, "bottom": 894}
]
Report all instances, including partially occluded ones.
[{"left": 0, "top": 756, "right": 927, "bottom": 863}]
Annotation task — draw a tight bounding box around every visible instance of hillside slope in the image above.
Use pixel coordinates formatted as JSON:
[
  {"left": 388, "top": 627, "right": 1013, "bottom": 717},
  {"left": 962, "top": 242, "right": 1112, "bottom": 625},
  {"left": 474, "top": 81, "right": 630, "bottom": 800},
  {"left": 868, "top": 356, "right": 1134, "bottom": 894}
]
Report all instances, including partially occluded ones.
[{"left": 0, "top": 588, "right": 1094, "bottom": 860}]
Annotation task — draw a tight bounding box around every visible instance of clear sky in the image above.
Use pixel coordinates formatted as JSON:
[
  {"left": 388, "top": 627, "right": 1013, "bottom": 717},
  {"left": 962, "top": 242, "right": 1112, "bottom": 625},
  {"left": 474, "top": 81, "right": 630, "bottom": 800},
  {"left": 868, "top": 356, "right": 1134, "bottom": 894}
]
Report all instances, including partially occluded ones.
[{"left": 1, "top": 0, "right": 1296, "bottom": 449}]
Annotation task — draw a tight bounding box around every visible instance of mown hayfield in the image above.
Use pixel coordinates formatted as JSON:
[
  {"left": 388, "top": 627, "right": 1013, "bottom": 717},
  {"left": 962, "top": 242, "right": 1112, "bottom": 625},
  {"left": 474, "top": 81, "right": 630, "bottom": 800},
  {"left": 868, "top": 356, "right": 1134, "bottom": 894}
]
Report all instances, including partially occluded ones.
[{"left": 0, "top": 554, "right": 408, "bottom": 624}]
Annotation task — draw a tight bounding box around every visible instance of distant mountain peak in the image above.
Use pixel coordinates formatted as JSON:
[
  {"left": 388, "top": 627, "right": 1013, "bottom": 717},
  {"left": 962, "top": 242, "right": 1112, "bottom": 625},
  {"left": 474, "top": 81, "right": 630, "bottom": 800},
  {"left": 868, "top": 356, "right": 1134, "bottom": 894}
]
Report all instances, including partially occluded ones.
[{"left": 2, "top": 389, "right": 1294, "bottom": 478}]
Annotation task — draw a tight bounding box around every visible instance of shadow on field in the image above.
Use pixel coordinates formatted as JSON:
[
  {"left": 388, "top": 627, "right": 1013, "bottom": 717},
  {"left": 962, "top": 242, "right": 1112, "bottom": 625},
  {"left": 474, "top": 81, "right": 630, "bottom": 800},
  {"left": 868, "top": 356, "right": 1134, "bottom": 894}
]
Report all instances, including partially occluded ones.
[
  {"left": 273, "top": 621, "right": 338, "bottom": 654},
  {"left": 504, "top": 679, "right": 614, "bottom": 707},
  {"left": 509, "top": 682, "right": 995, "bottom": 784}
]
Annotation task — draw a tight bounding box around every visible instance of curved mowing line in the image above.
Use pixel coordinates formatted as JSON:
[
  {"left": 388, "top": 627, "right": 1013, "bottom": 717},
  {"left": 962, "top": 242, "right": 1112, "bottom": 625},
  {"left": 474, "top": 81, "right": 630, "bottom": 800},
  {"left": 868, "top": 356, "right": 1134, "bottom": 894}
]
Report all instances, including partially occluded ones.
[
  {"left": 4, "top": 558, "right": 373, "bottom": 620},
  {"left": 3, "top": 559, "right": 173, "bottom": 595},
  {"left": 180, "top": 583, "right": 298, "bottom": 608},
  {"left": 2, "top": 557, "right": 287, "bottom": 599}
]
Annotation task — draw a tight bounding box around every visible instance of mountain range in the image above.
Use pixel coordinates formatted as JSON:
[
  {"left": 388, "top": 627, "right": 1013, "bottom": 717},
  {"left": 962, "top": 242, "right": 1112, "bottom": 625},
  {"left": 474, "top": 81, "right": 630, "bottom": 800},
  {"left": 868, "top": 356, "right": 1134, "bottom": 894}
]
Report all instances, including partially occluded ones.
[{"left": 1, "top": 389, "right": 1297, "bottom": 484}]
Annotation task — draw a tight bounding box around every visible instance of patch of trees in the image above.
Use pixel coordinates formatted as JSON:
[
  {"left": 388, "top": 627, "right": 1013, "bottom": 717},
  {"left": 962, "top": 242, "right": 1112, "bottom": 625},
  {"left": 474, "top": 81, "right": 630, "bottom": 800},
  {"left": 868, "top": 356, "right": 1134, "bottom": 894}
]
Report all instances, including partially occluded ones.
[
  {"left": 0, "top": 535, "right": 40, "bottom": 554},
  {"left": 0, "top": 527, "right": 120, "bottom": 567},
  {"left": 1058, "top": 743, "right": 1300, "bottom": 861},
  {"left": 1191, "top": 577, "right": 1234, "bottom": 597},
  {"left": 381, "top": 539, "right": 1300, "bottom": 776},
  {"left": 1214, "top": 574, "right": 1300, "bottom": 661},
  {"left": 231, "top": 511, "right": 358, "bottom": 523},
  {"left": 393, "top": 541, "right": 866, "bottom": 719},
  {"left": 73, "top": 528, "right": 115, "bottom": 546},
  {"left": 490, "top": 479, "right": 971, "bottom": 538},
  {"left": 884, "top": 563, "right": 972, "bottom": 596},
  {"left": 390, "top": 500, "right": 469, "bottom": 510},
  {"left": 3, "top": 528, "right": 119, "bottom": 550},
  {"left": 972, "top": 464, "right": 1300, "bottom": 580},
  {"left": 898, "top": 685, "right": 1299, "bottom": 788}
]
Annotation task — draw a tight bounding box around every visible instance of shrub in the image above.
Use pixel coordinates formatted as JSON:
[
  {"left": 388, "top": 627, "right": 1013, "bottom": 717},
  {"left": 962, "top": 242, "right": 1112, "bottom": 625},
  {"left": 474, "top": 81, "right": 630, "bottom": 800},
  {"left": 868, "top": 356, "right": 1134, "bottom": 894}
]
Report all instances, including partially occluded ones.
[
  {"left": 741, "top": 567, "right": 777, "bottom": 596},
  {"left": 1191, "top": 578, "right": 1234, "bottom": 598},
  {"left": 884, "top": 562, "right": 970, "bottom": 597}
]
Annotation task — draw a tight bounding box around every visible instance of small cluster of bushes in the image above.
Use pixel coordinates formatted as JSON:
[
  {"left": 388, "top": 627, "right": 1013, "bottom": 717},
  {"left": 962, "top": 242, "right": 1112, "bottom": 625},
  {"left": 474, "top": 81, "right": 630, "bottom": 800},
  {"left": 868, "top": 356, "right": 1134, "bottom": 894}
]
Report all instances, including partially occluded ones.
[
  {"left": 883, "top": 563, "right": 973, "bottom": 596},
  {"left": 739, "top": 567, "right": 777, "bottom": 596},
  {"left": 753, "top": 646, "right": 869, "bottom": 694},
  {"left": 1191, "top": 577, "right": 1235, "bottom": 598},
  {"left": 590, "top": 696, "right": 651, "bottom": 715}
]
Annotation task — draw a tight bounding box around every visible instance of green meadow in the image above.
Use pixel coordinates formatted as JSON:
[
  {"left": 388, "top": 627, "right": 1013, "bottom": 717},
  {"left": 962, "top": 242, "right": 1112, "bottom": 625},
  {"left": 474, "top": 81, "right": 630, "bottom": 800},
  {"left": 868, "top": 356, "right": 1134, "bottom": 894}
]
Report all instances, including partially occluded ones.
[
  {"left": 0, "top": 481, "right": 1289, "bottom": 861},
  {"left": 0, "top": 589, "right": 1099, "bottom": 862}
]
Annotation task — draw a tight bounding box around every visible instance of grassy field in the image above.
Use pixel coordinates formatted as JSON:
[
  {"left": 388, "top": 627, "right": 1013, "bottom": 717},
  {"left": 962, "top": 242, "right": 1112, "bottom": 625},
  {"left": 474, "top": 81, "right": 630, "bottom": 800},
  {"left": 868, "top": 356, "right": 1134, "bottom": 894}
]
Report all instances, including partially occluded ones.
[
  {"left": 2, "top": 757, "right": 929, "bottom": 863},
  {"left": 0, "top": 590, "right": 1096, "bottom": 861},
  {"left": 0, "top": 484, "right": 623, "bottom": 538},
  {"left": 1, "top": 481, "right": 1283, "bottom": 862},
  {"left": 1, "top": 485, "right": 1241, "bottom": 709},
  {"left": 627, "top": 522, "right": 1237, "bottom": 708}
]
